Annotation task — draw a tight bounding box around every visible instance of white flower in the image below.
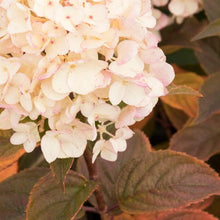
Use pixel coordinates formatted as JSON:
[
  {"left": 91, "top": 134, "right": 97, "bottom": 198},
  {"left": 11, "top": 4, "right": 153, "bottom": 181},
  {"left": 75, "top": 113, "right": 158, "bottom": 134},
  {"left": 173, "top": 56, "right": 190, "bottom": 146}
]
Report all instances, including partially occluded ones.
[
  {"left": 92, "top": 127, "right": 133, "bottom": 162},
  {"left": 0, "top": 0, "right": 175, "bottom": 163},
  {"left": 10, "top": 122, "right": 40, "bottom": 152},
  {"left": 41, "top": 120, "right": 95, "bottom": 163}
]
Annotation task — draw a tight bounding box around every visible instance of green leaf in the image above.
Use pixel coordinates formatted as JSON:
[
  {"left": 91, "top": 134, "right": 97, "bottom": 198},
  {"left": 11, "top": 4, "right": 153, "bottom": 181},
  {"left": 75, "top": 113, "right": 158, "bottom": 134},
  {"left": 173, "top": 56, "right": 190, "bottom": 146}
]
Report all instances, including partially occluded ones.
[
  {"left": 192, "top": 18, "right": 220, "bottom": 41},
  {"left": 170, "top": 114, "right": 220, "bottom": 161},
  {"left": 26, "top": 171, "right": 97, "bottom": 220},
  {"left": 116, "top": 150, "right": 220, "bottom": 214},
  {"left": 50, "top": 158, "right": 74, "bottom": 190},
  {"left": 194, "top": 37, "right": 220, "bottom": 75},
  {"left": 196, "top": 73, "right": 220, "bottom": 123},
  {"left": 0, "top": 167, "right": 49, "bottom": 220},
  {"left": 203, "top": 0, "right": 220, "bottom": 22},
  {"left": 156, "top": 209, "right": 218, "bottom": 220}
]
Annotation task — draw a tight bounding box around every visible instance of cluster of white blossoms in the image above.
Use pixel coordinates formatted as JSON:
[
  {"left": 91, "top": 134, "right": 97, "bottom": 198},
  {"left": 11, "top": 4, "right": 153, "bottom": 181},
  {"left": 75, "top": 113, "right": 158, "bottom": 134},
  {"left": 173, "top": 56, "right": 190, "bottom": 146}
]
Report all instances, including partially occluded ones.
[
  {"left": 152, "top": 0, "right": 203, "bottom": 24},
  {"left": 0, "top": 0, "right": 174, "bottom": 163}
]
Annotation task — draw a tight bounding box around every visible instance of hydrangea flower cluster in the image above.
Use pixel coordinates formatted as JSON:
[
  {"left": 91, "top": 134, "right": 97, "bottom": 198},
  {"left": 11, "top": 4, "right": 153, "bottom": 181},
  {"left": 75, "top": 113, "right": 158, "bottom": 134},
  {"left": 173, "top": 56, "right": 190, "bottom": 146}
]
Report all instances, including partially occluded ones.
[
  {"left": 152, "top": 0, "right": 203, "bottom": 24},
  {"left": 0, "top": 0, "right": 174, "bottom": 163}
]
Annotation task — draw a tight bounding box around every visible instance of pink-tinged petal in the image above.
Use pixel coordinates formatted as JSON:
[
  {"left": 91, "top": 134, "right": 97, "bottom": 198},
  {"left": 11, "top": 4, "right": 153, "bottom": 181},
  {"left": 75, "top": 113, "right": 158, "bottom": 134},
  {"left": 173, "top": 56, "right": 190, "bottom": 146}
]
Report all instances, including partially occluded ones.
[
  {"left": 117, "top": 40, "right": 139, "bottom": 65},
  {"left": 139, "top": 47, "right": 165, "bottom": 64},
  {"left": 149, "top": 62, "right": 175, "bottom": 86},
  {"left": 10, "top": 132, "right": 27, "bottom": 145},
  {"left": 110, "top": 138, "right": 127, "bottom": 152},
  {"left": 41, "top": 132, "right": 60, "bottom": 163},
  {"left": 4, "top": 86, "right": 20, "bottom": 104},
  {"left": 115, "top": 106, "right": 136, "bottom": 128},
  {"left": 23, "top": 139, "right": 36, "bottom": 153},
  {"left": 41, "top": 78, "right": 69, "bottom": 101},
  {"left": 145, "top": 76, "right": 165, "bottom": 97},
  {"left": 116, "top": 127, "right": 134, "bottom": 139},
  {"left": 52, "top": 63, "right": 71, "bottom": 94},
  {"left": 95, "top": 70, "right": 111, "bottom": 89},
  {"left": 123, "top": 83, "right": 146, "bottom": 106},
  {"left": 109, "top": 81, "right": 125, "bottom": 105},
  {"left": 100, "top": 141, "right": 117, "bottom": 162},
  {"left": 109, "top": 56, "right": 144, "bottom": 78},
  {"left": 144, "top": 31, "right": 159, "bottom": 48}
]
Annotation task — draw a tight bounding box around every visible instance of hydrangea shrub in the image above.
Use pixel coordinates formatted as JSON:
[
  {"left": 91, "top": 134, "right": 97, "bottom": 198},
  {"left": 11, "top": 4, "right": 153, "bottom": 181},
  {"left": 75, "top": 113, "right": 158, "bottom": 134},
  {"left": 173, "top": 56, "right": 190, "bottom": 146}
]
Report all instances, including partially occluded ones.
[{"left": 0, "top": 0, "right": 220, "bottom": 219}]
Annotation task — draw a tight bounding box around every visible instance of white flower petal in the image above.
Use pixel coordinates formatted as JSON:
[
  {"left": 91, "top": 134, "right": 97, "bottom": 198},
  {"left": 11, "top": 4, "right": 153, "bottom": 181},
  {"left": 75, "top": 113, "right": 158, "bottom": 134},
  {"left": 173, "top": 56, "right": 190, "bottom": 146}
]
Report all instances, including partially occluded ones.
[
  {"left": 20, "top": 93, "right": 33, "bottom": 112},
  {"left": 117, "top": 40, "right": 139, "bottom": 65},
  {"left": 109, "top": 81, "right": 125, "bottom": 105},
  {"left": 4, "top": 86, "right": 20, "bottom": 104},
  {"left": 92, "top": 139, "right": 105, "bottom": 163},
  {"left": 123, "top": 83, "right": 146, "bottom": 106},
  {"left": 10, "top": 132, "right": 27, "bottom": 145},
  {"left": 100, "top": 141, "right": 117, "bottom": 162},
  {"left": 23, "top": 139, "right": 36, "bottom": 153},
  {"left": 110, "top": 138, "right": 127, "bottom": 152},
  {"left": 41, "top": 78, "right": 69, "bottom": 101},
  {"left": 41, "top": 132, "right": 60, "bottom": 163},
  {"left": 149, "top": 62, "right": 175, "bottom": 86},
  {"left": 52, "top": 63, "right": 71, "bottom": 94},
  {"left": 68, "top": 60, "right": 107, "bottom": 95}
]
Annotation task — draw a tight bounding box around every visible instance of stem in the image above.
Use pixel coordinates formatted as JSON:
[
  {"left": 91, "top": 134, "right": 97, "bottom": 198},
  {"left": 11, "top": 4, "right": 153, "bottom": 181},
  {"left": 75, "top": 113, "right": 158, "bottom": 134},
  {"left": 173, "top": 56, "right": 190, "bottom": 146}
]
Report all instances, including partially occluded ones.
[
  {"left": 82, "top": 206, "right": 98, "bottom": 214},
  {"left": 107, "top": 203, "right": 120, "bottom": 213},
  {"left": 84, "top": 148, "right": 107, "bottom": 218}
]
